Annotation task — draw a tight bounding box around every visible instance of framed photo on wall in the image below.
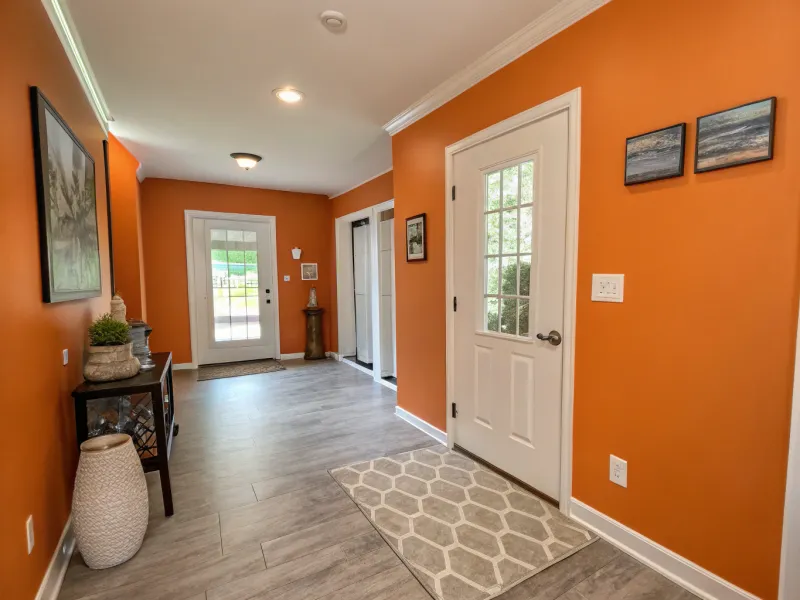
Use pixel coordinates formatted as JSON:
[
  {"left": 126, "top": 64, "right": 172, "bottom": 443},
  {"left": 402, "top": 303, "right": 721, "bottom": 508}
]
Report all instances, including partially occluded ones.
[
  {"left": 624, "top": 123, "right": 686, "bottom": 185},
  {"left": 30, "top": 86, "right": 102, "bottom": 303},
  {"left": 406, "top": 213, "right": 427, "bottom": 262},
  {"left": 301, "top": 263, "right": 318, "bottom": 280}
]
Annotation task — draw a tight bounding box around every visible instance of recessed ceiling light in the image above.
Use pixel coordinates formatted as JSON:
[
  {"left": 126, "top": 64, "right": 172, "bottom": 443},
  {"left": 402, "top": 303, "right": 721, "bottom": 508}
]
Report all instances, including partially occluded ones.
[
  {"left": 230, "top": 153, "right": 262, "bottom": 170},
  {"left": 273, "top": 87, "right": 305, "bottom": 104},
  {"left": 320, "top": 10, "right": 347, "bottom": 33}
]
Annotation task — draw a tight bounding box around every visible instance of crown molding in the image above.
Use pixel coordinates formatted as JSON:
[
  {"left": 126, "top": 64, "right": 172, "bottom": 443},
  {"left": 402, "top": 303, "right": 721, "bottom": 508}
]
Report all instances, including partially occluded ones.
[
  {"left": 329, "top": 167, "right": 393, "bottom": 200},
  {"left": 41, "top": 0, "right": 112, "bottom": 134},
  {"left": 383, "top": 0, "right": 611, "bottom": 136}
]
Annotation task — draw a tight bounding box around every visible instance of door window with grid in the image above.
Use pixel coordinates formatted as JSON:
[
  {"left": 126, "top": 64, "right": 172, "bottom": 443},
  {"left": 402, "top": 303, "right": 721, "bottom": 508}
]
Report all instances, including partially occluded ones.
[
  {"left": 209, "top": 229, "right": 261, "bottom": 341},
  {"left": 484, "top": 160, "right": 534, "bottom": 337}
]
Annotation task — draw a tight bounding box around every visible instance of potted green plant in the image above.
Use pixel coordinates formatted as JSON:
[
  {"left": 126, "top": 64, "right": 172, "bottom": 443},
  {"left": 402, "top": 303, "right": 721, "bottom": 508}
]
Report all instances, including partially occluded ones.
[{"left": 83, "top": 314, "right": 140, "bottom": 382}]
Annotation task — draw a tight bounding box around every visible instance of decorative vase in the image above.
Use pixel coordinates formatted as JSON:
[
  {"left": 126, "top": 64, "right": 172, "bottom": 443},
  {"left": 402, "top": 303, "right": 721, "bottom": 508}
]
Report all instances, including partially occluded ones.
[
  {"left": 72, "top": 434, "right": 148, "bottom": 570},
  {"left": 84, "top": 343, "right": 141, "bottom": 382},
  {"left": 110, "top": 295, "right": 127, "bottom": 323}
]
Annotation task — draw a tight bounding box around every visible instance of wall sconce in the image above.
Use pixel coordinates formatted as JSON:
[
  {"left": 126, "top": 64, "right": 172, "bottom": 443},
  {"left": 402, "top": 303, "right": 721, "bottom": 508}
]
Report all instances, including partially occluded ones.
[{"left": 291, "top": 247, "right": 302, "bottom": 260}]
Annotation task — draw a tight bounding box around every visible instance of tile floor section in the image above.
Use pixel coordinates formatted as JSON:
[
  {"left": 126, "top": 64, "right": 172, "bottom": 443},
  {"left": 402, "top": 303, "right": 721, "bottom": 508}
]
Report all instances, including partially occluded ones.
[{"left": 58, "top": 359, "right": 699, "bottom": 600}]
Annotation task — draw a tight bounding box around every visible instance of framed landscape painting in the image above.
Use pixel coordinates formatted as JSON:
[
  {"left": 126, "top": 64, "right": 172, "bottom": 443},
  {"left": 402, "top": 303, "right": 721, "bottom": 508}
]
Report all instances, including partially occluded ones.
[
  {"left": 30, "top": 87, "right": 101, "bottom": 303},
  {"left": 624, "top": 123, "right": 686, "bottom": 185},
  {"left": 695, "top": 97, "right": 777, "bottom": 173},
  {"left": 406, "top": 213, "right": 427, "bottom": 262}
]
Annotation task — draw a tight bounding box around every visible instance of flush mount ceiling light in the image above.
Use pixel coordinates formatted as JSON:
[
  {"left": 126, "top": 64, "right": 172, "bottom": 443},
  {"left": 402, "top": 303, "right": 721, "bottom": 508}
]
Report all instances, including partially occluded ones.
[
  {"left": 273, "top": 87, "right": 305, "bottom": 104},
  {"left": 230, "top": 153, "right": 262, "bottom": 170},
  {"left": 320, "top": 10, "right": 347, "bottom": 33}
]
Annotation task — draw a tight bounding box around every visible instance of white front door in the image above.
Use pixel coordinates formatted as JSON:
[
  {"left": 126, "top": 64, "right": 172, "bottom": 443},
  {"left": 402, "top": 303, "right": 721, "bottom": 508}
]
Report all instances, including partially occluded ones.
[
  {"left": 453, "top": 109, "right": 569, "bottom": 500},
  {"left": 192, "top": 218, "right": 276, "bottom": 365}
]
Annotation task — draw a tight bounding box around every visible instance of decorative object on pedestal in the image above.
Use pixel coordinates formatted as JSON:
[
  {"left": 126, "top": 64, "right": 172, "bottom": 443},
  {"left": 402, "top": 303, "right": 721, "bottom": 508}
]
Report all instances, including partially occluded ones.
[
  {"left": 72, "top": 434, "right": 148, "bottom": 570},
  {"left": 307, "top": 286, "right": 318, "bottom": 308},
  {"left": 303, "top": 307, "right": 325, "bottom": 360},
  {"left": 129, "top": 320, "right": 156, "bottom": 371},
  {"left": 110, "top": 294, "right": 126, "bottom": 323},
  {"left": 84, "top": 314, "right": 140, "bottom": 382},
  {"left": 291, "top": 247, "right": 302, "bottom": 260}
]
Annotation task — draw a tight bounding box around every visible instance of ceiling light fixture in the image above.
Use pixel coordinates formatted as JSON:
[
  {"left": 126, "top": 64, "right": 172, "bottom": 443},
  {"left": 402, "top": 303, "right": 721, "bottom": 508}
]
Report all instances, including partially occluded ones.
[
  {"left": 230, "top": 153, "right": 262, "bottom": 170},
  {"left": 273, "top": 87, "right": 305, "bottom": 104},
  {"left": 320, "top": 10, "right": 347, "bottom": 33}
]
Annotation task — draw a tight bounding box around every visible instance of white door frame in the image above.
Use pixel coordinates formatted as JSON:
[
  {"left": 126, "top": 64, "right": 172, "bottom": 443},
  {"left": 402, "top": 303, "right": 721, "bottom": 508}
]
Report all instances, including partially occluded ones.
[
  {"left": 184, "top": 210, "right": 281, "bottom": 368},
  {"left": 445, "top": 88, "right": 581, "bottom": 513},
  {"left": 334, "top": 200, "right": 395, "bottom": 390}
]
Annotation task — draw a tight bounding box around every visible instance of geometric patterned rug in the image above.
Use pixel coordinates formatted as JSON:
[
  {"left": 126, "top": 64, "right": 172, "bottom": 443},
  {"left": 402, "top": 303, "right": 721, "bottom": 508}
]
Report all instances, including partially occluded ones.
[
  {"left": 196, "top": 359, "right": 285, "bottom": 381},
  {"left": 330, "top": 446, "right": 596, "bottom": 600}
]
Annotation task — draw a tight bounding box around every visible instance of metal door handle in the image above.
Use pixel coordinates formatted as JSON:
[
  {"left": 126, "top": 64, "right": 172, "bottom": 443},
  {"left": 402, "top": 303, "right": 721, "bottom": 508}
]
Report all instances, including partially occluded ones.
[{"left": 536, "top": 330, "right": 562, "bottom": 346}]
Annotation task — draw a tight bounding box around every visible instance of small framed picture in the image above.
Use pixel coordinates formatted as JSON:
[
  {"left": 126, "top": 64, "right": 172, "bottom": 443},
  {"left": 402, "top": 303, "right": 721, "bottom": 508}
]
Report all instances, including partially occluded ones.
[
  {"left": 301, "top": 263, "right": 318, "bottom": 280},
  {"left": 624, "top": 123, "right": 686, "bottom": 185},
  {"left": 695, "top": 97, "right": 777, "bottom": 173},
  {"left": 406, "top": 213, "right": 427, "bottom": 262}
]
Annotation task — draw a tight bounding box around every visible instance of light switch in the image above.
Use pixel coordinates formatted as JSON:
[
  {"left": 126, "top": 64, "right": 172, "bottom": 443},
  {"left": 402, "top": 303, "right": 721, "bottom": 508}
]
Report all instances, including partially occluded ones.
[
  {"left": 591, "top": 274, "right": 624, "bottom": 303},
  {"left": 62, "top": 349, "right": 69, "bottom": 365},
  {"left": 283, "top": 275, "right": 290, "bottom": 282}
]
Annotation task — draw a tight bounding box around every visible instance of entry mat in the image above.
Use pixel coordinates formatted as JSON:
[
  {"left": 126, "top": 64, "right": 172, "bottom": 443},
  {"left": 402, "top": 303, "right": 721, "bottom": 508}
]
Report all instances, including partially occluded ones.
[
  {"left": 331, "top": 447, "right": 596, "bottom": 600},
  {"left": 197, "top": 359, "right": 285, "bottom": 381}
]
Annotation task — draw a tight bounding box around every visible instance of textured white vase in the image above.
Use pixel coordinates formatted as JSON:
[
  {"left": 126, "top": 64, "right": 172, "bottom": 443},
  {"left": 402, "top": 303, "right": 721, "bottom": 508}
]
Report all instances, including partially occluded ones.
[
  {"left": 72, "top": 434, "right": 148, "bottom": 570},
  {"left": 84, "top": 343, "right": 140, "bottom": 382}
]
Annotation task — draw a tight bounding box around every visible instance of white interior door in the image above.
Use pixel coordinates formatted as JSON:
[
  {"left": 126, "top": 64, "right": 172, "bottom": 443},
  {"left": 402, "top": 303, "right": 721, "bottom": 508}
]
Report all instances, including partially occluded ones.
[
  {"left": 379, "top": 215, "right": 396, "bottom": 377},
  {"left": 453, "top": 109, "right": 569, "bottom": 500},
  {"left": 353, "top": 220, "right": 373, "bottom": 364},
  {"left": 193, "top": 218, "right": 276, "bottom": 365}
]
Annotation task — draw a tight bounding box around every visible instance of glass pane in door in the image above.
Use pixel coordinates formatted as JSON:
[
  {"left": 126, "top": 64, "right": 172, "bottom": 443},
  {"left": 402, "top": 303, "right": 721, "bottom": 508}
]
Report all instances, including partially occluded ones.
[{"left": 210, "top": 229, "right": 261, "bottom": 342}]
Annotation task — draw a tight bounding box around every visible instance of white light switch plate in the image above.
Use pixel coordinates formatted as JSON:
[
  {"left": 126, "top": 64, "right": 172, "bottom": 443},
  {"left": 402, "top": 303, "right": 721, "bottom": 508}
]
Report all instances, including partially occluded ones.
[
  {"left": 592, "top": 274, "right": 624, "bottom": 302},
  {"left": 26, "top": 515, "right": 34, "bottom": 554},
  {"left": 62, "top": 349, "right": 69, "bottom": 365},
  {"left": 283, "top": 275, "right": 290, "bottom": 282},
  {"left": 610, "top": 455, "right": 628, "bottom": 488}
]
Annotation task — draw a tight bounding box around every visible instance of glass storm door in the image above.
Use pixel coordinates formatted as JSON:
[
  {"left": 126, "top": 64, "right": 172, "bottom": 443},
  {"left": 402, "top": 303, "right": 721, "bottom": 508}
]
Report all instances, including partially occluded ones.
[{"left": 193, "top": 218, "right": 276, "bottom": 365}]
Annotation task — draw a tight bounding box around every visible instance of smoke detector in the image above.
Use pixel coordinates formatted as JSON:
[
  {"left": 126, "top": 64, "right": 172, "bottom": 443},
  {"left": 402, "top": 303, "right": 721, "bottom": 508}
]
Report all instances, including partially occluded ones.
[{"left": 320, "top": 10, "right": 347, "bottom": 33}]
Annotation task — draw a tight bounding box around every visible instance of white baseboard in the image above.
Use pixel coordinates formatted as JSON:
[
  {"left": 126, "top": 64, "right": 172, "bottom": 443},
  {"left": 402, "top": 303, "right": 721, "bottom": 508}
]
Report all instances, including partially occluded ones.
[
  {"left": 280, "top": 353, "right": 305, "bottom": 360},
  {"left": 395, "top": 406, "right": 447, "bottom": 445},
  {"left": 326, "top": 351, "right": 342, "bottom": 361},
  {"left": 569, "top": 499, "right": 759, "bottom": 600},
  {"left": 341, "top": 357, "right": 374, "bottom": 377},
  {"left": 173, "top": 362, "right": 197, "bottom": 370},
  {"left": 35, "top": 515, "right": 75, "bottom": 600},
  {"left": 379, "top": 378, "right": 397, "bottom": 392}
]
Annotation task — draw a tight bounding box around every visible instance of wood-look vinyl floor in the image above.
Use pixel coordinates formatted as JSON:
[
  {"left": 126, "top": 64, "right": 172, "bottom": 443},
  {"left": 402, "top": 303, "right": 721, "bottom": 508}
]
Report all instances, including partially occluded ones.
[{"left": 59, "top": 359, "right": 697, "bottom": 600}]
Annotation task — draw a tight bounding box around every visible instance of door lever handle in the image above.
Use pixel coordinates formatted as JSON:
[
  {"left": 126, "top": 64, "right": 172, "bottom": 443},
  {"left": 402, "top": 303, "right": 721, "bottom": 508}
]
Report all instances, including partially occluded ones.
[{"left": 536, "top": 330, "right": 562, "bottom": 346}]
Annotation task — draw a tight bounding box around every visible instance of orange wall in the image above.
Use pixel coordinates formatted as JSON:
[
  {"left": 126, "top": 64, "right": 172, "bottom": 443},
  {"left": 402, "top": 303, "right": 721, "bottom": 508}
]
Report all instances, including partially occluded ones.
[
  {"left": 0, "top": 1, "right": 112, "bottom": 597},
  {"left": 392, "top": 0, "right": 799, "bottom": 597},
  {"left": 140, "top": 179, "right": 332, "bottom": 363},
  {"left": 329, "top": 171, "right": 394, "bottom": 352},
  {"left": 108, "top": 133, "right": 147, "bottom": 320}
]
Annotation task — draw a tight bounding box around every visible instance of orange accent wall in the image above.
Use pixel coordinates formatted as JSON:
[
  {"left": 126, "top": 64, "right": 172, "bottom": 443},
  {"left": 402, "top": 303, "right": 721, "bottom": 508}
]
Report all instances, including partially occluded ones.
[
  {"left": 108, "top": 133, "right": 147, "bottom": 320},
  {"left": 0, "top": 1, "right": 111, "bottom": 597},
  {"left": 139, "top": 179, "right": 332, "bottom": 363},
  {"left": 391, "top": 0, "right": 799, "bottom": 597},
  {"left": 329, "top": 171, "right": 394, "bottom": 352}
]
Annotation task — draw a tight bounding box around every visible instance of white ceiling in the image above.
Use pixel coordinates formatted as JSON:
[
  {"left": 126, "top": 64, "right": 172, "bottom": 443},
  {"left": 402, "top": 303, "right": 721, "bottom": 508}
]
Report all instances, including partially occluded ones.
[{"left": 65, "top": 0, "right": 562, "bottom": 196}]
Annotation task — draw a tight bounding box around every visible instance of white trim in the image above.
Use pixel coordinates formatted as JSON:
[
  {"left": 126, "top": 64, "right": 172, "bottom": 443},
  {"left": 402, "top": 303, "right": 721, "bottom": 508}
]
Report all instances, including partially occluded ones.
[
  {"left": 779, "top": 304, "right": 800, "bottom": 599},
  {"left": 445, "top": 88, "right": 581, "bottom": 514},
  {"left": 40, "top": 0, "right": 111, "bottom": 133},
  {"left": 341, "top": 356, "right": 374, "bottom": 377},
  {"left": 329, "top": 167, "right": 393, "bottom": 200},
  {"left": 383, "top": 0, "right": 608, "bottom": 136},
  {"left": 280, "top": 353, "right": 305, "bottom": 360},
  {"left": 35, "top": 516, "right": 75, "bottom": 600},
  {"left": 326, "top": 351, "right": 342, "bottom": 361},
  {"left": 395, "top": 407, "right": 447, "bottom": 445},
  {"left": 570, "top": 499, "right": 760, "bottom": 600},
  {"left": 379, "top": 378, "right": 397, "bottom": 392},
  {"left": 184, "top": 210, "right": 281, "bottom": 366},
  {"left": 173, "top": 362, "right": 197, "bottom": 371}
]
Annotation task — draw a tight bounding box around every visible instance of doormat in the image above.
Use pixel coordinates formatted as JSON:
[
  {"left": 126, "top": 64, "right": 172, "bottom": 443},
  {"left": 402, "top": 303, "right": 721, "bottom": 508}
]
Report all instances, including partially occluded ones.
[
  {"left": 197, "top": 359, "right": 285, "bottom": 381},
  {"left": 330, "top": 447, "right": 596, "bottom": 600}
]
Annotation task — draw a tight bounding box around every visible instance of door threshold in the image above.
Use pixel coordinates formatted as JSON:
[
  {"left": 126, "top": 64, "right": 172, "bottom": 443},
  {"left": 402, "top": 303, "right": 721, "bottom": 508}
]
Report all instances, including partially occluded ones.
[{"left": 453, "top": 443, "right": 558, "bottom": 508}]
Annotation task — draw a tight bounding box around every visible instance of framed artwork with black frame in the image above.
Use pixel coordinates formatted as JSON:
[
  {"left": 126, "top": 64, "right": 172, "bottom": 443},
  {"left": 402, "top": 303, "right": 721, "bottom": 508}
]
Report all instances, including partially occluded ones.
[
  {"left": 624, "top": 123, "right": 686, "bottom": 185},
  {"left": 405, "top": 213, "right": 427, "bottom": 262},
  {"left": 30, "top": 86, "right": 102, "bottom": 303},
  {"left": 695, "top": 97, "right": 777, "bottom": 174}
]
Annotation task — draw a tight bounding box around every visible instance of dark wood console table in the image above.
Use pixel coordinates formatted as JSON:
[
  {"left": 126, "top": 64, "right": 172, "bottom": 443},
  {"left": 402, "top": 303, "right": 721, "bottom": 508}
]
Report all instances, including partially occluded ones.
[{"left": 72, "top": 352, "right": 177, "bottom": 516}]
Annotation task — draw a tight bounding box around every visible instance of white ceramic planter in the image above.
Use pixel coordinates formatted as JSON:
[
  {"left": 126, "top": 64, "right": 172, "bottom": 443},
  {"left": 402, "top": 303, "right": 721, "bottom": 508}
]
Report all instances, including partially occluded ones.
[
  {"left": 72, "top": 434, "right": 148, "bottom": 569},
  {"left": 83, "top": 343, "right": 140, "bottom": 382}
]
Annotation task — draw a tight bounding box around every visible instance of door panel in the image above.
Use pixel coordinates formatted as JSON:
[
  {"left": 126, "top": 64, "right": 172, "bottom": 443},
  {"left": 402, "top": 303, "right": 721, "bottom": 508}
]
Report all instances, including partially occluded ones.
[
  {"left": 453, "top": 110, "right": 569, "bottom": 500},
  {"left": 352, "top": 221, "right": 372, "bottom": 364}
]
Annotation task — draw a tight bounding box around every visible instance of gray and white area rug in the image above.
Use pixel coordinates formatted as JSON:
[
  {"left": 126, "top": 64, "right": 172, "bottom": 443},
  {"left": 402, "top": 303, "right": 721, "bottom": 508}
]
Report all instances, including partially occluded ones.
[{"left": 331, "top": 446, "right": 596, "bottom": 600}]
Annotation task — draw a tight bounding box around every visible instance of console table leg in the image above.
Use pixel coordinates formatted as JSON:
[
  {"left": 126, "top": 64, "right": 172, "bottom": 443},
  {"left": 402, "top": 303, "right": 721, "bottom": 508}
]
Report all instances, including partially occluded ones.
[{"left": 151, "top": 386, "right": 174, "bottom": 517}]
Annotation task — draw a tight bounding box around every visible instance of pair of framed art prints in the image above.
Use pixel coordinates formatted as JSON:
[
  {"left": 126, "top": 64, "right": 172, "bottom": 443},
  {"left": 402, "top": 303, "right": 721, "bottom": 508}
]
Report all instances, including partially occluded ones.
[{"left": 624, "top": 97, "right": 777, "bottom": 186}]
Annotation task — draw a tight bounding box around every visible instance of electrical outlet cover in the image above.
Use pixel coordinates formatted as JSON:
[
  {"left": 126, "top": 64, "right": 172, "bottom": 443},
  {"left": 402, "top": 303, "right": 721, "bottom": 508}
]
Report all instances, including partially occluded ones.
[
  {"left": 610, "top": 454, "right": 628, "bottom": 488},
  {"left": 26, "top": 515, "right": 34, "bottom": 554},
  {"left": 592, "top": 274, "right": 624, "bottom": 303},
  {"left": 62, "top": 349, "right": 69, "bottom": 365}
]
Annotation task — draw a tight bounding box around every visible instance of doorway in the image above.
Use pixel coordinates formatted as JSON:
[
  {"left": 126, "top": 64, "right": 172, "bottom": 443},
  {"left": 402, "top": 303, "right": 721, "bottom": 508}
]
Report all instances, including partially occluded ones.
[
  {"left": 185, "top": 211, "right": 281, "bottom": 366},
  {"left": 446, "top": 90, "right": 581, "bottom": 509},
  {"left": 352, "top": 218, "right": 373, "bottom": 368}
]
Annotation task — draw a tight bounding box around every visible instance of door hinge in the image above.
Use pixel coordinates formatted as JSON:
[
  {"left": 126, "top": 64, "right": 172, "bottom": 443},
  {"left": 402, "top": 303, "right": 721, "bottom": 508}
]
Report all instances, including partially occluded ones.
[
  {"left": 452, "top": 185, "right": 456, "bottom": 201},
  {"left": 453, "top": 296, "right": 457, "bottom": 312},
  {"left": 452, "top": 403, "right": 458, "bottom": 418}
]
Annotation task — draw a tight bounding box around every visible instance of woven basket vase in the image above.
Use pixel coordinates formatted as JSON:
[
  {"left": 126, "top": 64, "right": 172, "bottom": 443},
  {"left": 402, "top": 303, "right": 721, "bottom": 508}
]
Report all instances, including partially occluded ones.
[{"left": 72, "top": 434, "right": 149, "bottom": 569}]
